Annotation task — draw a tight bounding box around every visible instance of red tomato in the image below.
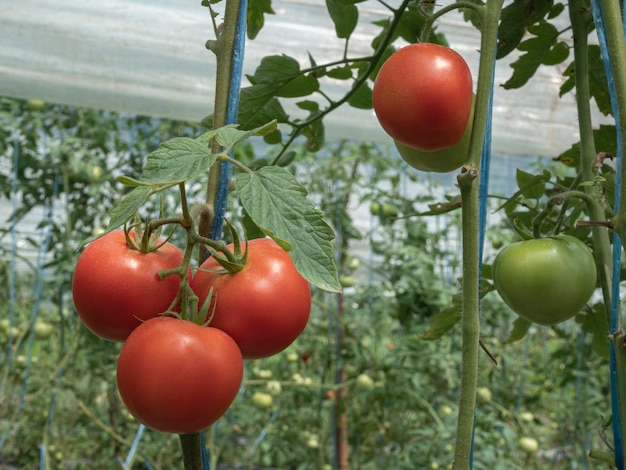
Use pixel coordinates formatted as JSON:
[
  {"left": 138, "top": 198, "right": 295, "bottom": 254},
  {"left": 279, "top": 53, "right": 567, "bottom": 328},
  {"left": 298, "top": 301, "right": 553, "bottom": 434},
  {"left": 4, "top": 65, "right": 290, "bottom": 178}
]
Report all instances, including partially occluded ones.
[
  {"left": 372, "top": 43, "right": 473, "bottom": 152},
  {"left": 190, "top": 238, "right": 311, "bottom": 359},
  {"left": 116, "top": 317, "right": 243, "bottom": 434},
  {"left": 72, "top": 230, "right": 185, "bottom": 342}
]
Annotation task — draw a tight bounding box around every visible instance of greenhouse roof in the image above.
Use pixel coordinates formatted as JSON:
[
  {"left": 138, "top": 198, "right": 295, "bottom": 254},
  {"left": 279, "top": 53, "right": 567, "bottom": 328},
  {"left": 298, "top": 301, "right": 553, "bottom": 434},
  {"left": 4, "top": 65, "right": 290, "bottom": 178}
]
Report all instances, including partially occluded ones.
[{"left": 1, "top": 0, "right": 612, "bottom": 159}]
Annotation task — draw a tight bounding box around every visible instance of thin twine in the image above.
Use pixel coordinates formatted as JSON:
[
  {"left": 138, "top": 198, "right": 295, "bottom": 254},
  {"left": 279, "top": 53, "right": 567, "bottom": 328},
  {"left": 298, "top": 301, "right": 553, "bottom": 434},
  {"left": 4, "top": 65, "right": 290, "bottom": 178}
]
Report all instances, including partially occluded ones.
[{"left": 589, "top": 1, "right": 624, "bottom": 467}]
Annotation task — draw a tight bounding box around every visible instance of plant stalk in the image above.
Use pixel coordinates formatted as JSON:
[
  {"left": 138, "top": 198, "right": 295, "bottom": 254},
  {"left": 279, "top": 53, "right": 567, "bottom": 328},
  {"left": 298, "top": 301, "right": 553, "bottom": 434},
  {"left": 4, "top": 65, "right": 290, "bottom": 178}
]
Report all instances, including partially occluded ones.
[
  {"left": 199, "top": 0, "right": 243, "bottom": 246},
  {"left": 452, "top": 1, "right": 503, "bottom": 468},
  {"left": 179, "top": 433, "right": 203, "bottom": 470},
  {"left": 596, "top": 0, "right": 626, "bottom": 467}
]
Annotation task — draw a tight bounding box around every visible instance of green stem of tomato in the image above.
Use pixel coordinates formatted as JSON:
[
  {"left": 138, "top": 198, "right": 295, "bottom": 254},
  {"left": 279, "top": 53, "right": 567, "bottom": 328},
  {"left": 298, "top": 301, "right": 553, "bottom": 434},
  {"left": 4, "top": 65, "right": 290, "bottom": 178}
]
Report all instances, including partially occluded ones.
[
  {"left": 179, "top": 433, "right": 203, "bottom": 470},
  {"left": 199, "top": 0, "right": 243, "bottom": 251},
  {"left": 590, "top": 0, "right": 626, "bottom": 466},
  {"left": 451, "top": 2, "right": 502, "bottom": 469}
]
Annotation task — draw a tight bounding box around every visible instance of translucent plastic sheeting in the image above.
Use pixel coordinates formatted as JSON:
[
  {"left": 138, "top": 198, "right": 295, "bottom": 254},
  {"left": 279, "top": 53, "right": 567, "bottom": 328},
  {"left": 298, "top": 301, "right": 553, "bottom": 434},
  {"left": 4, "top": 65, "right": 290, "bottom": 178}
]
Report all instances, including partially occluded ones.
[{"left": 0, "top": 0, "right": 612, "bottom": 158}]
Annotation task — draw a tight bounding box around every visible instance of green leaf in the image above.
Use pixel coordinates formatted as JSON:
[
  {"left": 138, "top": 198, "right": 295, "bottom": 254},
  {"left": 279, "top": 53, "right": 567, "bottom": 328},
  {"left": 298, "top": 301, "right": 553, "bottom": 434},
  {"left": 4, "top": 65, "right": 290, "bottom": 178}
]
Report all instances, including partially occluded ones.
[
  {"left": 274, "top": 75, "right": 319, "bottom": 98},
  {"left": 238, "top": 85, "right": 289, "bottom": 130},
  {"left": 555, "top": 125, "right": 617, "bottom": 167},
  {"left": 326, "top": 66, "right": 353, "bottom": 80},
  {"left": 496, "top": 0, "right": 554, "bottom": 59},
  {"left": 421, "top": 305, "right": 461, "bottom": 340},
  {"left": 215, "top": 121, "right": 278, "bottom": 148},
  {"left": 106, "top": 186, "right": 152, "bottom": 231},
  {"left": 247, "top": 0, "right": 274, "bottom": 40},
  {"left": 326, "top": 0, "right": 358, "bottom": 39},
  {"left": 516, "top": 169, "right": 546, "bottom": 199},
  {"left": 347, "top": 81, "right": 373, "bottom": 110},
  {"left": 235, "top": 166, "right": 340, "bottom": 292},
  {"left": 136, "top": 136, "right": 216, "bottom": 185},
  {"left": 503, "top": 21, "right": 569, "bottom": 89},
  {"left": 504, "top": 316, "right": 532, "bottom": 344},
  {"left": 560, "top": 46, "right": 611, "bottom": 116},
  {"left": 251, "top": 55, "right": 301, "bottom": 84},
  {"left": 576, "top": 303, "right": 610, "bottom": 360}
]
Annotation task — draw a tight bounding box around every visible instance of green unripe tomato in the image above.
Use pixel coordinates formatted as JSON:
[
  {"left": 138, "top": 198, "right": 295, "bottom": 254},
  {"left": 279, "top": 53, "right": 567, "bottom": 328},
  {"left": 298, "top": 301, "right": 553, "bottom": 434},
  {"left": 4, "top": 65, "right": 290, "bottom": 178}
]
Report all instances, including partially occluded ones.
[
  {"left": 518, "top": 437, "right": 539, "bottom": 454},
  {"left": 394, "top": 95, "right": 475, "bottom": 173},
  {"left": 493, "top": 235, "right": 597, "bottom": 326},
  {"left": 355, "top": 373, "right": 375, "bottom": 391},
  {"left": 33, "top": 321, "right": 54, "bottom": 340},
  {"left": 252, "top": 392, "right": 274, "bottom": 410}
]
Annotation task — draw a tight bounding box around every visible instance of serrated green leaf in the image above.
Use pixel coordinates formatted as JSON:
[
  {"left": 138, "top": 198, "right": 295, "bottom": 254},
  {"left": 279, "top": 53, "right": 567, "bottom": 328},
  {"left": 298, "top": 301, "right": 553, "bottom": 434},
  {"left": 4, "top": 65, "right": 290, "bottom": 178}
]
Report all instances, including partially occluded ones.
[
  {"left": 347, "top": 81, "right": 373, "bottom": 109},
  {"left": 516, "top": 169, "right": 546, "bottom": 199},
  {"left": 326, "top": 0, "right": 358, "bottom": 39},
  {"left": 275, "top": 74, "right": 319, "bottom": 98},
  {"left": 106, "top": 186, "right": 152, "bottom": 232},
  {"left": 555, "top": 124, "right": 617, "bottom": 167},
  {"left": 576, "top": 303, "right": 609, "bottom": 360},
  {"left": 238, "top": 85, "right": 289, "bottom": 130},
  {"left": 215, "top": 120, "right": 278, "bottom": 148},
  {"left": 134, "top": 137, "right": 216, "bottom": 185},
  {"left": 503, "top": 21, "right": 568, "bottom": 89},
  {"left": 326, "top": 67, "right": 353, "bottom": 80},
  {"left": 496, "top": 0, "right": 554, "bottom": 59},
  {"left": 235, "top": 166, "right": 340, "bottom": 292},
  {"left": 504, "top": 316, "right": 532, "bottom": 344},
  {"left": 560, "top": 45, "right": 611, "bottom": 116},
  {"left": 252, "top": 55, "right": 301, "bottom": 84},
  {"left": 247, "top": 0, "right": 274, "bottom": 40},
  {"left": 421, "top": 306, "right": 461, "bottom": 340}
]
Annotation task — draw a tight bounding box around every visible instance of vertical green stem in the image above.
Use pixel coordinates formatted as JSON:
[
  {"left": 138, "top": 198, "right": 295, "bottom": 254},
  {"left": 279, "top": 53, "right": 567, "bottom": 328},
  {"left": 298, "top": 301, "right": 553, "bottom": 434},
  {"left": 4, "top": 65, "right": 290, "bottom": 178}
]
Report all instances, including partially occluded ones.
[
  {"left": 179, "top": 2, "right": 243, "bottom": 468},
  {"left": 452, "top": 2, "right": 503, "bottom": 468},
  {"left": 568, "top": 0, "right": 615, "bottom": 347},
  {"left": 179, "top": 433, "right": 203, "bottom": 470},
  {"left": 597, "top": 0, "right": 626, "bottom": 467},
  {"left": 198, "top": 0, "right": 243, "bottom": 244}
]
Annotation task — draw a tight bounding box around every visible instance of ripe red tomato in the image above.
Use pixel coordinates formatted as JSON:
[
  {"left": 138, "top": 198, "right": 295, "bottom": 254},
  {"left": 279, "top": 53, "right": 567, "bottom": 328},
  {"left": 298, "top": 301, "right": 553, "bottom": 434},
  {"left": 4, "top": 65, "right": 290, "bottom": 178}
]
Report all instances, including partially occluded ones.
[
  {"left": 116, "top": 317, "right": 243, "bottom": 434},
  {"left": 394, "top": 95, "right": 475, "bottom": 173},
  {"left": 72, "top": 230, "right": 185, "bottom": 342},
  {"left": 190, "top": 238, "right": 311, "bottom": 359},
  {"left": 493, "top": 235, "right": 597, "bottom": 325},
  {"left": 372, "top": 43, "right": 473, "bottom": 152}
]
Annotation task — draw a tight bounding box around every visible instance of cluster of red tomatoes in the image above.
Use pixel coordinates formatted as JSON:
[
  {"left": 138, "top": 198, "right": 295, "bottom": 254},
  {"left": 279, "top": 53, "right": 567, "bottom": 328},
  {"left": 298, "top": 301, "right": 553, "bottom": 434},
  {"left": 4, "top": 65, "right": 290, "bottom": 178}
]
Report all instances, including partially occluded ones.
[
  {"left": 72, "top": 231, "right": 311, "bottom": 434},
  {"left": 372, "top": 42, "right": 474, "bottom": 173}
]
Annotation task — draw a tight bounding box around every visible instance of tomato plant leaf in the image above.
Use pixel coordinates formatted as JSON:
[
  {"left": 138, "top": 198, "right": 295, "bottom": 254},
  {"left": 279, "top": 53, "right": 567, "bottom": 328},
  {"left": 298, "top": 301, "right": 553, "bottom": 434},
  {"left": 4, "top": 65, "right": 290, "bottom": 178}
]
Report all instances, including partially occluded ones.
[
  {"left": 555, "top": 125, "right": 617, "bottom": 167},
  {"left": 576, "top": 303, "right": 610, "bottom": 360},
  {"left": 247, "top": 0, "right": 274, "bottom": 40},
  {"left": 215, "top": 120, "right": 278, "bottom": 149},
  {"left": 106, "top": 186, "right": 152, "bottom": 232},
  {"left": 238, "top": 85, "right": 289, "bottom": 130},
  {"left": 347, "top": 81, "right": 373, "bottom": 109},
  {"left": 235, "top": 166, "right": 340, "bottom": 292},
  {"left": 421, "top": 306, "right": 461, "bottom": 340},
  {"left": 122, "top": 137, "right": 217, "bottom": 186},
  {"left": 560, "top": 46, "right": 612, "bottom": 116},
  {"left": 504, "top": 316, "right": 532, "bottom": 344},
  {"left": 496, "top": 0, "right": 553, "bottom": 59},
  {"left": 326, "top": 0, "right": 358, "bottom": 39},
  {"left": 503, "top": 21, "right": 569, "bottom": 89},
  {"left": 515, "top": 169, "right": 546, "bottom": 199}
]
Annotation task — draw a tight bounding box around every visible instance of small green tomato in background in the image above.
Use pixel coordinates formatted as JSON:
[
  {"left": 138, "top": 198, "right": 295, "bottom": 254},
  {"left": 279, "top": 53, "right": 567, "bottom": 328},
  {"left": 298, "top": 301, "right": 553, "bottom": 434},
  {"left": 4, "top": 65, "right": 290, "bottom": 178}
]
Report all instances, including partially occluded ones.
[
  {"left": 518, "top": 437, "right": 539, "bottom": 454},
  {"left": 476, "top": 387, "right": 492, "bottom": 401},
  {"left": 33, "top": 321, "right": 54, "bottom": 340},
  {"left": 252, "top": 392, "right": 274, "bottom": 410},
  {"left": 266, "top": 380, "right": 282, "bottom": 396},
  {"left": 355, "top": 373, "right": 375, "bottom": 391}
]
